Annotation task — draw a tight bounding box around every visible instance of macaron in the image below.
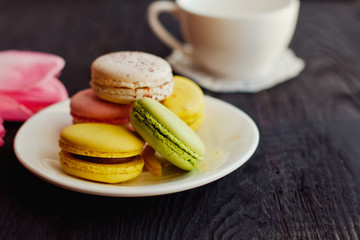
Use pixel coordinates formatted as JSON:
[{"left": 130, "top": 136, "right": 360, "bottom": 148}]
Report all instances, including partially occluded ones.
[
  {"left": 70, "top": 88, "right": 133, "bottom": 125},
  {"left": 90, "top": 51, "right": 174, "bottom": 104},
  {"left": 161, "top": 76, "right": 204, "bottom": 131},
  {"left": 58, "top": 123, "right": 145, "bottom": 183},
  {"left": 130, "top": 97, "right": 205, "bottom": 171}
]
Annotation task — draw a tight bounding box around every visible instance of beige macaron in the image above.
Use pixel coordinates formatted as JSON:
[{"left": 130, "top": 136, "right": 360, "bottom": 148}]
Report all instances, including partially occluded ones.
[{"left": 90, "top": 51, "right": 174, "bottom": 104}]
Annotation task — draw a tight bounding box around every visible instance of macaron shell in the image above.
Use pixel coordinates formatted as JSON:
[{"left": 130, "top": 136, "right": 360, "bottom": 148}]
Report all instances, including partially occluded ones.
[
  {"left": 59, "top": 151, "right": 144, "bottom": 183},
  {"left": 70, "top": 89, "right": 133, "bottom": 124},
  {"left": 161, "top": 76, "right": 204, "bottom": 131},
  {"left": 59, "top": 123, "right": 145, "bottom": 158},
  {"left": 187, "top": 111, "right": 204, "bottom": 131}
]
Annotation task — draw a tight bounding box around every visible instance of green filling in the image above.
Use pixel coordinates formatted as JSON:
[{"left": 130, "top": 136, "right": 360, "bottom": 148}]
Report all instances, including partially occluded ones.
[{"left": 133, "top": 104, "right": 201, "bottom": 166}]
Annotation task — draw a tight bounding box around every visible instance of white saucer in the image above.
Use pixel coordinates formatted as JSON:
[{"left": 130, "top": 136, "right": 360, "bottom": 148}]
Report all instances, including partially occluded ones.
[
  {"left": 14, "top": 96, "right": 259, "bottom": 197},
  {"left": 166, "top": 48, "right": 305, "bottom": 93}
]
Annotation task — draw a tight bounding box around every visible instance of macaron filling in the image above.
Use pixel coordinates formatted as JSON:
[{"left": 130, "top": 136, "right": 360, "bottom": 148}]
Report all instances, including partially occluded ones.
[
  {"left": 131, "top": 103, "right": 202, "bottom": 167},
  {"left": 72, "top": 153, "right": 134, "bottom": 164}
]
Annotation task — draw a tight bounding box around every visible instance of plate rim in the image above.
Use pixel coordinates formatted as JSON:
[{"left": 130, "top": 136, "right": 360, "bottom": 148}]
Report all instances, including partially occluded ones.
[{"left": 14, "top": 95, "right": 259, "bottom": 197}]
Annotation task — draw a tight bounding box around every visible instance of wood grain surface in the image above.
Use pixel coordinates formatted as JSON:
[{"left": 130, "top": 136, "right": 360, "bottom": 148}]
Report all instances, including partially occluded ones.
[{"left": 1, "top": 1, "right": 360, "bottom": 239}]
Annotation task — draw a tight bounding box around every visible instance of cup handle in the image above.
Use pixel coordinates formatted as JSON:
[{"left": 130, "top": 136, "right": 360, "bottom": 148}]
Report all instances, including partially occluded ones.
[{"left": 147, "top": 1, "right": 191, "bottom": 55}]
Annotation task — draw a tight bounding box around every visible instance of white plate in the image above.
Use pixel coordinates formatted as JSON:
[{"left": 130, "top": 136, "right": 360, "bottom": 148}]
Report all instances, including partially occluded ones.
[{"left": 14, "top": 96, "right": 259, "bottom": 197}]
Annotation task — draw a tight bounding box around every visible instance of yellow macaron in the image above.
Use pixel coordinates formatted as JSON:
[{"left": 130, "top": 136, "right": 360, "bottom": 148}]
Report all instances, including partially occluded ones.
[
  {"left": 58, "top": 123, "right": 145, "bottom": 183},
  {"left": 161, "top": 76, "right": 204, "bottom": 131}
]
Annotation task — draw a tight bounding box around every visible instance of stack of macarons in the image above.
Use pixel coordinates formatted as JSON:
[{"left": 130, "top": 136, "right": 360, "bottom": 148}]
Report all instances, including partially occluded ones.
[
  {"left": 58, "top": 51, "right": 206, "bottom": 184},
  {"left": 58, "top": 98, "right": 206, "bottom": 183},
  {"left": 70, "top": 51, "right": 205, "bottom": 131},
  {"left": 70, "top": 51, "right": 175, "bottom": 125}
]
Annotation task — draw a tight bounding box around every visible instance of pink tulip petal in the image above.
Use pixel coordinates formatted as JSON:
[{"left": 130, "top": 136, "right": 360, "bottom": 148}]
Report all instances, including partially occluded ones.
[
  {"left": 0, "top": 93, "right": 34, "bottom": 121},
  {"left": 0, "top": 117, "right": 5, "bottom": 146},
  {"left": 6, "top": 77, "right": 68, "bottom": 113},
  {"left": 0, "top": 50, "right": 65, "bottom": 91}
]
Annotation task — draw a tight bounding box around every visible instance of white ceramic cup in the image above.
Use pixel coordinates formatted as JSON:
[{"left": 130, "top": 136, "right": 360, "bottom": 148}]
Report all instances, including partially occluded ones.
[{"left": 148, "top": 0, "right": 300, "bottom": 79}]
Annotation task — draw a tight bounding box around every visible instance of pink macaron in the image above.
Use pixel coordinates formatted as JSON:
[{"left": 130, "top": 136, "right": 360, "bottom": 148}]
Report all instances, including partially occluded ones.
[{"left": 70, "top": 89, "right": 133, "bottom": 125}]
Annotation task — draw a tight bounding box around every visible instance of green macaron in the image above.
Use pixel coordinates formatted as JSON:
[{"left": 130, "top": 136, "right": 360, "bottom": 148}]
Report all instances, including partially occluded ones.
[{"left": 130, "top": 97, "right": 205, "bottom": 171}]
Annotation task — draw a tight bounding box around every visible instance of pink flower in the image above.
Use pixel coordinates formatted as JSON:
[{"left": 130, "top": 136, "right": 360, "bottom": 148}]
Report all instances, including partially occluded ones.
[
  {"left": 0, "top": 50, "right": 68, "bottom": 146},
  {"left": 0, "top": 50, "right": 68, "bottom": 121}
]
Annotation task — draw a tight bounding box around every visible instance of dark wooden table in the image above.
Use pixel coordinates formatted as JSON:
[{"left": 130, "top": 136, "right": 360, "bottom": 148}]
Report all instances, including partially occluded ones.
[{"left": 1, "top": 0, "right": 360, "bottom": 239}]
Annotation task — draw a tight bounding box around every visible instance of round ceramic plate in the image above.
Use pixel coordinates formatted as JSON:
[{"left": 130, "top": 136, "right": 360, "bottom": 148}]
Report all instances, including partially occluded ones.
[{"left": 14, "top": 96, "right": 259, "bottom": 197}]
